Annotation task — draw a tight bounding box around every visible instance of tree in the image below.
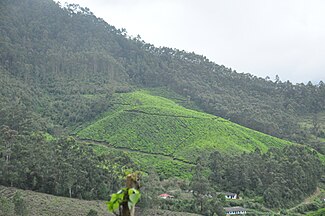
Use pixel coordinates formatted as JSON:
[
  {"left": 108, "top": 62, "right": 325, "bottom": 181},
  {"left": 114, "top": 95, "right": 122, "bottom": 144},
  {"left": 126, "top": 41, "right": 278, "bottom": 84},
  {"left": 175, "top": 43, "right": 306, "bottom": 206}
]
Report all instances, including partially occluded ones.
[
  {"left": 139, "top": 170, "right": 162, "bottom": 209},
  {"left": 312, "top": 114, "right": 320, "bottom": 136},
  {"left": 275, "top": 75, "right": 280, "bottom": 83},
  {"left": 190, "top": 158, "right": 210, "bottom": 214}
]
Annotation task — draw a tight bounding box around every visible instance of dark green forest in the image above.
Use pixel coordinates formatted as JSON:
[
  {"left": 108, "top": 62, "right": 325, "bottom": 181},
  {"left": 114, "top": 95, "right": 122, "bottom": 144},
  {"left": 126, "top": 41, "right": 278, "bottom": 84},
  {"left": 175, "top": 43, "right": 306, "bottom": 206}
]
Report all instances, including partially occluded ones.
[
  {"left": 0, "top": 127, "right": 136, "bottom": 200},
  {"left": 0, "top": 0, "right": 325, "bottom": 215},
  {"left": 209, "top": 146, "right": 322, "bottom": 208}
]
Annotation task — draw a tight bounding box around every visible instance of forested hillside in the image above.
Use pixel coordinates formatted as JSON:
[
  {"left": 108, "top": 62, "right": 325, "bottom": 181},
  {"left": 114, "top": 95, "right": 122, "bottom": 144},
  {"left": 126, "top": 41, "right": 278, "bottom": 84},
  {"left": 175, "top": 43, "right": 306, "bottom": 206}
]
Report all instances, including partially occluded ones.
[
  {"left": 0, "top": 0, "right": 325, "bottom": 215},
  {"left": 1, "top": 0, "right": 324, "bottom": 143}
]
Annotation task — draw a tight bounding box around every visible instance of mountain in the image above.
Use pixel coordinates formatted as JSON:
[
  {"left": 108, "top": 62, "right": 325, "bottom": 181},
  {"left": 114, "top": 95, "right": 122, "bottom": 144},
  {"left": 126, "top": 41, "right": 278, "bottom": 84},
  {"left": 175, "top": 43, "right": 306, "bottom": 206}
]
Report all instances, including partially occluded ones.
[
  {"left": 0, "top": 0, "right": 324, "bottom": 144},
  {"left": 0, "top": 0, "right": 324, "bottom": 214}
]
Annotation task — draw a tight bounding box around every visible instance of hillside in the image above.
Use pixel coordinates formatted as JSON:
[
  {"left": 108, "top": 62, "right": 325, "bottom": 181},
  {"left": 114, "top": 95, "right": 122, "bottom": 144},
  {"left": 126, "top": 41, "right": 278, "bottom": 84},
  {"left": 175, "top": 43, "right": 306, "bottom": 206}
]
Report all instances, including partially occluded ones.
[
  {"left": 0, "top": 0, "right": 324, "bottom": 144},
  {"left": 0, "top": 0, "right": 324, "bottom": 214},
  {"left": 73, "top": 90, "right": 293, "bottom": 178},
  {"left": 77, "top": 90, "right": 291, "bottom": 162},
  {"left": 0, "top": 185, "right": 112, "bottom": 216},
  {"left": 0, "top": 185, "right": 201, "bottom": 216}
]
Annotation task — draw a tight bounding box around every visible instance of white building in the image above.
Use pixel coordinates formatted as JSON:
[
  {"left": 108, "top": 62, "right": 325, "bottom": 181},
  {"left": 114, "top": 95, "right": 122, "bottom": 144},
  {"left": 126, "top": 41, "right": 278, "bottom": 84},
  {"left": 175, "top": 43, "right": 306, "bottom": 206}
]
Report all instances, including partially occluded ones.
[
  {"left": 224, "top": 206, "right": 246, "bottom": 215},
  {"left": 224, "top": 192, "right": 238, "bottom": 199}
]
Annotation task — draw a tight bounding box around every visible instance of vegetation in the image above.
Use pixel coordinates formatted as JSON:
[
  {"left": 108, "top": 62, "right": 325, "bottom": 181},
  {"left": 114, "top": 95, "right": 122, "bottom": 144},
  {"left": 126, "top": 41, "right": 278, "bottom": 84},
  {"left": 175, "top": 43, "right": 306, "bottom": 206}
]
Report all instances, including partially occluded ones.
[
  {"left": 0, "top": 0, "right": 324, "bottom": 145},
  {"left": 90, "top": 144, "right": 194, "bottom": 179},
  {"left": 0, "top": 130, "right": 137, "bottom": 200},
  {"left": 77, "top": 90, "right": 292, "bottom": 163},
  {"left": 0, "top": 0, "right": 324, "bottom": 215},
  {"left": 298, "top": 112, "right": 325, "bottom": 155},
  {"left": 0, "top": 185, "right": 204, "bottom": 216},
  {"left": 307, "top": 208, "right": 325, "bottom": 216},
  {"left": 209, "top": 146, "right": 322, "bottom": 208},
  {"left": 287, "top": 188, "right": 325, "bottom": 215},
  {"left": 107, "top": 173, "right": 141, "bottom": 216},
  {"left": 0, "top": 185, "right": 113, "bottom": 216}
]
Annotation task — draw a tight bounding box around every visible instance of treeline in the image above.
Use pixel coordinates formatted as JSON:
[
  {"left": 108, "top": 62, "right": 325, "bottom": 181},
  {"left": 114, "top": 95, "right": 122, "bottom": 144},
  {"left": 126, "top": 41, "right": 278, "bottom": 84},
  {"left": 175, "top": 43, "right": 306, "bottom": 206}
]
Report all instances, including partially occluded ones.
[
  {"left": 129, "top": 44, "right": 325, "bottom": 142},
  {"left": 0, "top": 126, "right": 135, "bottom": 200},
  {"left": 208, "top": 146, "right": 323, "bottom": 208},
  {"left": 0, "top": 0, "right": 132, "bottom": 133},
  {"left": 139, "top": 145, "right": 323, "bottom": 214},
  {"left": 1, "top": 0, "right": 324, "bottom": 144}
]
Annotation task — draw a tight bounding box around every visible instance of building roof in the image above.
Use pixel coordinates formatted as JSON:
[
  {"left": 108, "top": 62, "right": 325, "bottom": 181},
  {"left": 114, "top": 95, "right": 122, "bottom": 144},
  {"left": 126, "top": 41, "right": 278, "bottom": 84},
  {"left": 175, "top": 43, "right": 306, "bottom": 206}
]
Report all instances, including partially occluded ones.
[
  {"left": 223, "top": 192, "right": 237, "bottom": 196},
  {"left": 224, "top": 206, "right": 246, "bottom": 212},
  {"left": 158, "top": 193, "right": 173, "bottom": 197}
]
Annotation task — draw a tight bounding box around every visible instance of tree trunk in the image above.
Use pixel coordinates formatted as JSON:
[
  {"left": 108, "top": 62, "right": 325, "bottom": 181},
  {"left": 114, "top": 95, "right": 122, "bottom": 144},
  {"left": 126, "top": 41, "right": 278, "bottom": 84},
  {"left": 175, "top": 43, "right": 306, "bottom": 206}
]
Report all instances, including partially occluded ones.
[
  {"left": 121, "top": 202, "right": 132, "bottom": 216},
  {"left": 120, "top": 174, "right": 140, "bottom": 216},
  {"left": 69, "top": 187, "right": 72, "bottom": 198}
]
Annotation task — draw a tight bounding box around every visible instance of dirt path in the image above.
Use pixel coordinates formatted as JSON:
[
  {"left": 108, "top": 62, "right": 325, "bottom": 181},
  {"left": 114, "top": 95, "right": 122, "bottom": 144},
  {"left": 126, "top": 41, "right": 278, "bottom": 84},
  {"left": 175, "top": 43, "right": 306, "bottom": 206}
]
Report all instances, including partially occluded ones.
[{"left": 288, "top": 187, "right": 321, "bottom": 212}]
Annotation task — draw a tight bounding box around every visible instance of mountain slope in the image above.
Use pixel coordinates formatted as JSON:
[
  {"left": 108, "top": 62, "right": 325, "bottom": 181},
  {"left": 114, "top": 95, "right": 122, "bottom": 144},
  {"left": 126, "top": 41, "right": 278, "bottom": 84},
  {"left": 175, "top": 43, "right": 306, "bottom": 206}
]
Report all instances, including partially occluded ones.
[
  {"left": 0, "top": 0, "right": 324, "bottom": 213},
  {"left": 76, "top": 90, "right": 292, "bottom": 163},
  {"left": 0, "top": 67, "right": 47, "bottom": 132},
  {"left": 0, "top": 0, "right": 324, "bottom": 143}
]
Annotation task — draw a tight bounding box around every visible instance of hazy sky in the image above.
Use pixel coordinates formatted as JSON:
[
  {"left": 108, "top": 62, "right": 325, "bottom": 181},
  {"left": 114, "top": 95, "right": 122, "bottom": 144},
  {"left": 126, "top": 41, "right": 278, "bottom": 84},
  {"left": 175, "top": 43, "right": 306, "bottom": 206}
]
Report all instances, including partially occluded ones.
[{"left": 61, "top": 0, "right": 325, "bottom": 84}]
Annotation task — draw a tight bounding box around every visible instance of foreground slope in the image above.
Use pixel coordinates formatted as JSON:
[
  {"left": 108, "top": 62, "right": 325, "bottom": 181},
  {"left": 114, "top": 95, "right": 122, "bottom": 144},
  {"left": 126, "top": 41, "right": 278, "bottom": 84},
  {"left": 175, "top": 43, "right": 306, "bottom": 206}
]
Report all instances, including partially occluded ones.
[
  {"left": 77, "top": 90, "right": 292, "bottom": 163},
  {"left": 0, "top": 186, "right": 201, "bottom": 216},
  {"left": 0, "top": 186, "right": 112, "bottom": 216}
]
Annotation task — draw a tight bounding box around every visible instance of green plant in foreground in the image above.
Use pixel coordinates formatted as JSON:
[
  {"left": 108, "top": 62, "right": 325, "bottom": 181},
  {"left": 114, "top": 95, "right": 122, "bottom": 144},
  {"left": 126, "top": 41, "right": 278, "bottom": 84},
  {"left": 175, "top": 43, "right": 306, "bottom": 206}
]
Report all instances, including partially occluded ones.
[
  {"left": 107, "top": 173, "right": 141, "bottom": 216},
  {"left": 107, "top": 188, "right": 141, "bottom": 213}
]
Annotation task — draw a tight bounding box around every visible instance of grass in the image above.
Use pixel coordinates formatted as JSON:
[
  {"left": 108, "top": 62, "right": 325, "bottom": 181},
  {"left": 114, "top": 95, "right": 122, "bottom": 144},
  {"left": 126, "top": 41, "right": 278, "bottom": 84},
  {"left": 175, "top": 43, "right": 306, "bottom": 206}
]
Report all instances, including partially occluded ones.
[
  {"left": 307, "top": 208, "right": 325, "bottom": 216},
  {"left": 0, "top": 185, "right": 201, "bottom": 216},
  {"left": 76, "top": 90, "right": 293, "bottom": 176},
  {"left": 0, "top": 185, "right": 112, "bottom": 216}
]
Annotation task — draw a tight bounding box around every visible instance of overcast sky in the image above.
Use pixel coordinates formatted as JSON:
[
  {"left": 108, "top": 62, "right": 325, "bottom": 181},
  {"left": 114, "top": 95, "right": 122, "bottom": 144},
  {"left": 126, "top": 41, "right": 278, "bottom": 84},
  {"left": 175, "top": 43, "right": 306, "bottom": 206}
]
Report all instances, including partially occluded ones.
[{"left": 61, "top": 0, "right": 325, "bottom": 84}]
